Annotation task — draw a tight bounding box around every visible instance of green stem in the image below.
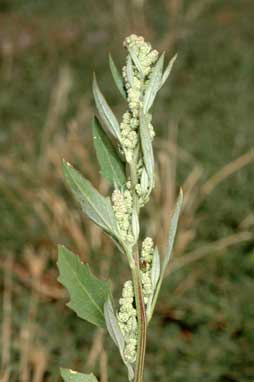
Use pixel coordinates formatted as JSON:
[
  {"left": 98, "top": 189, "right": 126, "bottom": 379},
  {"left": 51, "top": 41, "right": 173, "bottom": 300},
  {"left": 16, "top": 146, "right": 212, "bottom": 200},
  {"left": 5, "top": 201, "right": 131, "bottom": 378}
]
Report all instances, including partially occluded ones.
[
  {"left": 131, "top": 247, "right": 147, "bottom": 382},
  {"left": 129, "top": 149, "right": 147, "bottom": 382}
]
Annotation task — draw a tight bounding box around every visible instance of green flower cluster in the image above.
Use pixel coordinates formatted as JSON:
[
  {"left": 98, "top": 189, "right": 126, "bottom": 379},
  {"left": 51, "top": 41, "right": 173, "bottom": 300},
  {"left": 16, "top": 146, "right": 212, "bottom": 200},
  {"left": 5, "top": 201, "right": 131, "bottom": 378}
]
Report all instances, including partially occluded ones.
[
  {"left": 117, "top": 280, "right": 138, "bottom": 363},
  {"left": 112, "top": 189, "right": 134, "bottom": 243},
  {"left": 140, "top": 237, "right": 154, "bottom": 304},
  {"left": 120, "top": 34, "right": 158, "bottom": 163}
]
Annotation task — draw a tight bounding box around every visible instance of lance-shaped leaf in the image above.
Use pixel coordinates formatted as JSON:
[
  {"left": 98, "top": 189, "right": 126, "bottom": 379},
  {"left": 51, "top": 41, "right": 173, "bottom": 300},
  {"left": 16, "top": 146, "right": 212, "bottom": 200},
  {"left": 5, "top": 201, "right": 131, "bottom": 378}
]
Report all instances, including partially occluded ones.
[
  {"left": 146, "top": 247, "right": 160, "bottom": 319},
  {"left": 126, "top": 55, "right": 134, "bottom": 87},
  {"left": 150, "top": 246, "right": 160, "bottom": 289},
  {"left": 143, "top": 53, "right": 165, "bottom": 113},
  {"left": 109, "top": 54, "right": 126, "bottom": 99},
  {"left": 63, "top": 160, "right": 118, "bottom": 237},
  {"left": 60, "top": 368, "right": 98, "bottom": 382},
  {"left": 57, "top": 246, "right": 110, "bottom": 328},
  {"left": 128, "top": 46, "right": 144, "bottom": 75},
  {"left": 139, "top": 111, "right": 154, "bottom": 186},
  {"left": 161, "top": 189, "right": 183, "bottom": 276},
  {"left": 92, "top": 117, "right": 126, "bottom": 187},
  {"left": 148, "top": 190, "right": 183, "bottom": 320},
  {"left": 104, "top": 299, "right": 134, "bottom": 381},
  {"left": 93, "top": 75, "right": 121, "bottom": 141},
  {"left": 160, "top": 53, "right": 177, "bottom": 89}
]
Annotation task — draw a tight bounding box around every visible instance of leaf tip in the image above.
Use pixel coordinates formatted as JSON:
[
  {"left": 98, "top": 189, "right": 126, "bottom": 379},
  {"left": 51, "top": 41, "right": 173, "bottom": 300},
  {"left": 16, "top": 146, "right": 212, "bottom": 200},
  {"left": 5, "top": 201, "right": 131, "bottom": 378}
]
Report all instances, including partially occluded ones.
[
  {"left": 62, "top": 158, "right": 72, "bottom": 167},
  {"left": 173, "top": 52, "right": 178, "bottom": 61}
]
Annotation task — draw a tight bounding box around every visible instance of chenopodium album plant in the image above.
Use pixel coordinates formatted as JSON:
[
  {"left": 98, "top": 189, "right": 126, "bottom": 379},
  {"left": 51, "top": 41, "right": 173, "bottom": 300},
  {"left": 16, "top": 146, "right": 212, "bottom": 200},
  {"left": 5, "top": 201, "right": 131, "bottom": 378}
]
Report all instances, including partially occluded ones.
[{"left": 57, "top": 34, "right": 183, "bottom": 382}]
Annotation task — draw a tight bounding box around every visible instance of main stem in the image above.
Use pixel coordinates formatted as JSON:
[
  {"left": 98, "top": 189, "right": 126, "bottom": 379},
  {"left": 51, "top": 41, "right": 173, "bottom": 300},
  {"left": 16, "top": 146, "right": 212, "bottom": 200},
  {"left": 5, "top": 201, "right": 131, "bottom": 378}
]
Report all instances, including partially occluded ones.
[
  {"left": 132, "top": 248, "right": 147, "bottom": 382},
  {"left": 129, "top": 151, "right": 147, "bottom": 382}
]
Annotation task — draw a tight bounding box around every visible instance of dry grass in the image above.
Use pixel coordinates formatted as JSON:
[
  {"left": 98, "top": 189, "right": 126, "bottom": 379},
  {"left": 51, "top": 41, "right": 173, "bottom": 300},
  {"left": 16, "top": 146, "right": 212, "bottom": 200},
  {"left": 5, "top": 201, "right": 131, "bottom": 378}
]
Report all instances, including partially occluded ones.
[{"left": 1, "top": 59, "right": 253, "bottom": 379}]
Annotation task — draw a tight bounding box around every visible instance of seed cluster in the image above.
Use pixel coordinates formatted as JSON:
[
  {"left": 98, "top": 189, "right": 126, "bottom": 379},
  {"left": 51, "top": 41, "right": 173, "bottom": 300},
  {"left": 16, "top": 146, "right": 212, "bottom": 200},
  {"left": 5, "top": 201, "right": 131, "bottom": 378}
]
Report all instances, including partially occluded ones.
[
  {"left": 140, "top": 237, "right": 154, "bottom": 304},
  {"left": 112, "top": 189, "right": 134, "bottom": 243},
  {"left": 117, "top": 280, "right": 138, "bottom": 363},
  {"left": 120, "top": 34, "right": 158, "bottom": 164},
  {"left": 116, "top": 237, "right": 154, "bottom": 364}
]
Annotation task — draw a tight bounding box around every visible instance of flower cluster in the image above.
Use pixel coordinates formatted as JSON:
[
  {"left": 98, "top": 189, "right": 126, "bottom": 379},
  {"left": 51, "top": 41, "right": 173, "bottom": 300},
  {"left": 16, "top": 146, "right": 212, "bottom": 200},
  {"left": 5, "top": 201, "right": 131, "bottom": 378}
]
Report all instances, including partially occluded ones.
[
  {"left": 119, "top": 112, "right": 138, "bottom": 163},
  {"left": 117, "top": 280, "right": 138, "bottom": 363},
  {"left": 123, "top": 34, "right": 159, "bottom": 77},
  {"left": 119, "top": 34, "right": 158, "bottom": 163},
  {"left": 112, "top": 189, "right": 134, "bottom": 243},
  {"left": 140, "top": 237, "right": 154, "bottom": 304}
]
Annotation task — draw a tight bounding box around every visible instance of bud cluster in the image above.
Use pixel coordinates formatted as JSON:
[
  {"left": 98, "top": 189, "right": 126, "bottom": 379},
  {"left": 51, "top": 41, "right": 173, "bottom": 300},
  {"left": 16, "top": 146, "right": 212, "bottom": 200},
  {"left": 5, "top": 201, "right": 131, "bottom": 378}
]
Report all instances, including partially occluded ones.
[
  {"left": 117, "top": 280, "right": 138, "bottom": 363},
  {"left": 120, "top": 34, "right": 158, "bottom": 164},
  {"left": 112, "top": 189, "right": 134, "bottom": 243},
  {"left": 123, "top": 34, "right": 159, "bottom": 77},
  {"left": 140, "top": 237, "right": 154, "bottom": 304}
]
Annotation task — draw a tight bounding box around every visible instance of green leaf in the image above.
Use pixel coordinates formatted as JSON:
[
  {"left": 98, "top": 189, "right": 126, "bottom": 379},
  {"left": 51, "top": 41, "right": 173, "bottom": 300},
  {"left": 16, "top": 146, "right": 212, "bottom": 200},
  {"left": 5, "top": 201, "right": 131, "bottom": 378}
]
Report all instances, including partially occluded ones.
[
  {"left": 104, "top": 299, "right": 125, "bottom": 351},
  {"left": 150, "top": 246, "right": 160, "bottom": 289},
  {"left": 60, "top": 368, "right": 98, "bottom": 382},
  {"left": 57, "top": 246, "right": 110, "bottom": 327},
  {"left": 143, "top": 53, "right": 165, "bottom": 113},
  {"left": 146, "top": 247, "right": 160, "bottom": 319},
  {"left": 148, "top": 190, "right": 183, "bottom": 321},
  {"left": 128, "top": 47, "right": 144, "bottom": 75},
  {"left": 93, "top": 74, "right": 121, "bottom": 141},
  {"left": 160, "top": 53, "right": 177, "bottom": 89},
  {"left": 63, "top": 160, "right": 118, "bottom": 237},
  {"left": 126, "top": 55, "right": 134, "bottom": 87},
  {"left": 139, "top": 112, "right": 154, "bottom": 187},
  {"left": 109, "top": 54, "right": 126, "bottom": 99},
  {"left": 92, "top": 117, "right": 126, "bottom": 187},
  {"left": 104, "top": 299, "right": 134, "bottom": 381},
  {"left": 161, "top": 189, "right": 183, "bottom": 275}
]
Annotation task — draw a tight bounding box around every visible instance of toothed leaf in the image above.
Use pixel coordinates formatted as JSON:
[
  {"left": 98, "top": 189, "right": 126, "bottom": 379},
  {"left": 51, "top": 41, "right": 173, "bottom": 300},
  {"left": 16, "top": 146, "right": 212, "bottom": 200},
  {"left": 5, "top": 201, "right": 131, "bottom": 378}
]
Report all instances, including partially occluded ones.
[
  {"left": 57, "top": 246, "right": 110, "bottom": 328},
  {"left": 60, "top": 368, "right": 98, "bottom": 382}
]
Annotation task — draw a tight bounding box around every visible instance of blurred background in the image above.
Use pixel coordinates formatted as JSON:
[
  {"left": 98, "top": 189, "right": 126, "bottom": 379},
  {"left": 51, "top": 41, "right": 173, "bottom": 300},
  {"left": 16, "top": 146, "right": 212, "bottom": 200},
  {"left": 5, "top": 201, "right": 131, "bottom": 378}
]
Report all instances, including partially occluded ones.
[{"left": 0, "top": 0, "right": 254, "bottom": 381}]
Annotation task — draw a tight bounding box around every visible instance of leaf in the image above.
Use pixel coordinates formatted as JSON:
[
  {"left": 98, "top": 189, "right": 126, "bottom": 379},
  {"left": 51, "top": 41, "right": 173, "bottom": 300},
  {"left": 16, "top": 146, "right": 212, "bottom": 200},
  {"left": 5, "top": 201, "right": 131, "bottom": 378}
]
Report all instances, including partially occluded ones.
[
  {"left": 160, "top": 53, "right": 177, "bottom": 89},
  {"left": 126, "top": 55, "right": 134, "bottom": 87},
  {"left": 150, "top": 247, "right": 160, "bottom": 289},
  {"left": 92, "top": 117, "right": 126, "bottom": 187},
  {"left": 60, "top": 368, "right": 98, "bottom": 382},
  {"left": 104, "top": 299, "right": 134, "bottom": 381},
  {"left": 161, "top": 189, "right": 183, "bottom": 275},
  {"left": 148, "top": 190, "right": 183, "bottom": 321},
  {"left": 104, "top": 299, "right": 125, "bottom": 350},
  {"left": 57, "top": 246, "right": 110, "bottom": 327},
  {"left": 146, "top": 247, "right": 160, "bottom": 319},
  {"left": 92, "top": 75, "right": 121, "bottom": 141},
  {"left": 128, "top": 46, "right": 144, "bottom": 75},
  {"left": 63, "top": 160, "right": 118, "bottom": 237},
  {"left": 143, "top": 53, "right": 165, "bottom": 113},
  {"left": 109, "top": 54, "right": 126, "bottom": 99},
  {"left": 139, "top": 112, "right": 154, "bottom": 186}
]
